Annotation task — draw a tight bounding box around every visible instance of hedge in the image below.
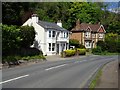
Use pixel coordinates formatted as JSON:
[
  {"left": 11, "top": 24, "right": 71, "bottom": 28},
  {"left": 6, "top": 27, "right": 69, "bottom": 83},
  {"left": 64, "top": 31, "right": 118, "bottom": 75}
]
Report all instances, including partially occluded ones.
[
  {"left": 61, "top": 49, "right": 86, "bottom": 57},
  {"left": 77, "top": 48, "right": 86, "bottom": 55}
]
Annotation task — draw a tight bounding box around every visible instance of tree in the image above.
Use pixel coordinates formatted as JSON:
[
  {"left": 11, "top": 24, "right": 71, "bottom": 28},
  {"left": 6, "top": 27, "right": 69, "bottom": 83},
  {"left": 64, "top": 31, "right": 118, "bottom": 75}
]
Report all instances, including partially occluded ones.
[
  {"left": 19, "top": 26, "right": 35, "bottom": 48},
  {"left": 68, "top": 2, "right": 103, "bottom": 24},
  {"left": 69, "top": 39, "right": 80, "bottom": 48},
  {"left": 2, "top": 24, "right": 36, "bottom": 56}
]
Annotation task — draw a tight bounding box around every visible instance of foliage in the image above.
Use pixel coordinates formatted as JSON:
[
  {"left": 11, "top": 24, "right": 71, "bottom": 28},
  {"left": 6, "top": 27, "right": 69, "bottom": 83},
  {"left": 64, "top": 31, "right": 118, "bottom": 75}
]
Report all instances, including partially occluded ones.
[
  {"left": 2, "top": 24, "right": 20, "bottom": 55},
  {"left": 19, "top": 26, "right": 35, "bottom": 48},
  {"left": 2, "top": 24, "right": 36, "bottom": 56},
  {"left": 68, "top": 2, "right": 103, "bottom": 24},
  {"left": 92, "top": 46, "right": 102, "bottom": 54},
  {"left": 79, "top": 44, "right": 86, "bottom": 49},
  {"left": 77, "top": 48, "right": 86, "bottom": 55},
  {"left": 61, "top": 49, "right": 86, "bottom": 57},
  {"left": 2, "top": 55, "right": 46, "bottom": 65},
  {"left": 64, "top": 49, "right": 76, "bottom": 57},
  {"left": 93, "top": 33, "right": 120, "bottom": 54},
  {"left": 89, "top": 68, "right": 102, "bottom": 89},
  {"left": 61, "top": 49, "right": 76, "bottom": 57},
  {"left": 105, "top": 33, "right": 119, "bottom": 53},
  {"left": 3, "top": 56, "right": 21, "bottom": 65},
  {"left": 97, "top": 41, "right": 106, "bottom": 51},
  {"left": 21, "top": 55, "right": 46, "bottom": 61},
  {"left": 69, "top": 39, "right": 80, "bottom": 48},
  {"left": 2, "top": 2, "right": 120, "bottom": 34}
]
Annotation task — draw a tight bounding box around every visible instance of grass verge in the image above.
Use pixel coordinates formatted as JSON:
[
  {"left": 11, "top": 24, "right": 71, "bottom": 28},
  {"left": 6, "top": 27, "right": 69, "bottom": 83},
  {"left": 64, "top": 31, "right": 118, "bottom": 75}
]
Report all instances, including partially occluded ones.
[{"left": 89, "top": 68, "right": 102, "bottom": 89}]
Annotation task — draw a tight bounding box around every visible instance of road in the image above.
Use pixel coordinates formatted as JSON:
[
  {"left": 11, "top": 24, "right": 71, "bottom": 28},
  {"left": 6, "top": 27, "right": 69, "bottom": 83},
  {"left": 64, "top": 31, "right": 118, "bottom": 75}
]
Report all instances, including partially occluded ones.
[{"left": 1, "top": 55, "right": 118, "bottom": 88}]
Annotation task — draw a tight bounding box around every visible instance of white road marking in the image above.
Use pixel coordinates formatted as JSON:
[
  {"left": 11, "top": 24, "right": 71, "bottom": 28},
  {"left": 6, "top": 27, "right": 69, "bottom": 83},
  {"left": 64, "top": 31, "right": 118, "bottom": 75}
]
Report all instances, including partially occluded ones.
[
  {"left": 0, "top": 74, "right": 29, "bottom": 84},
  {"left": 74, "top": 61, "right": 80, "bottom": 63},
  {"left": 45, "top": 64, "right": 68, "bottom": 71},
  {"left": 74, "top": 60, "right": 87, "bottom": 64}
]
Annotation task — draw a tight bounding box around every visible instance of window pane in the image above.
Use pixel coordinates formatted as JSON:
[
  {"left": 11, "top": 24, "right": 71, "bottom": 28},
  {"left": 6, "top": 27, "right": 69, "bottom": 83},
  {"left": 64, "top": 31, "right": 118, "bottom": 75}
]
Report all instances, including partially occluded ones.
[
  {"left": 52, "top": 31, "right": 56, "bottom": 37},
  {"left": 49, "top": 43, "right": 51, "bottom": 51},
  {"left": 49, "top": 31, "right": 51, "bottom": 37},
  {"left": 52, "top": 43, "right": 55, "bottom": 51}
]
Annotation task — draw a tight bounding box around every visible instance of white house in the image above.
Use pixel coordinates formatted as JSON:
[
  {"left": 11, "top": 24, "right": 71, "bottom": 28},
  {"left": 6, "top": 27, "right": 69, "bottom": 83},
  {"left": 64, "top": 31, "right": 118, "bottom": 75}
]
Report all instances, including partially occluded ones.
[{"left": 23, "top": 14, "right": 69, "bottom": 55}]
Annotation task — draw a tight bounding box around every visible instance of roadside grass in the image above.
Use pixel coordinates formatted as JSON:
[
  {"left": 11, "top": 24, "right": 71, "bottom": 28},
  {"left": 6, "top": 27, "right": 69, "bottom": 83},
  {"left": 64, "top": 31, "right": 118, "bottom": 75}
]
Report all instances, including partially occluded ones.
[
  {"left": 89, "top": 68, "right": 102, "bottom": 89},
  {"left": 2, "top": 55, "right": 46, "bottom": 66},
  {"left": 21, "top": 55, "right": 46, "bottom": 61}
]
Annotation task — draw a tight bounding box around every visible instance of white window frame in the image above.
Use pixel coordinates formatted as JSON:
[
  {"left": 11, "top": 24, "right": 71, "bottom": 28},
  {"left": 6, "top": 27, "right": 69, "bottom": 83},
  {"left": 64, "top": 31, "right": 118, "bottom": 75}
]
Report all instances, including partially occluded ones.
[
  {"left": 85, "top": 41, "right": 91, "bottom": 48},
  {"left": 85, "top": 32, "right": 90, "bottom": 38},
  {"left": 48, "top": 43, "right": 51, "bottom": 51},
  {"left": 49, "top": 30, "right": 51, "bottom": 38},
  {"left": 99, "top": 33, "right": 103, "bottom": 38},
  {"left": 52, "top": 43, "right": 55, "bottom": 51},
  {"left": 52, "top": 31, "right": 56, "bottom": 38}
]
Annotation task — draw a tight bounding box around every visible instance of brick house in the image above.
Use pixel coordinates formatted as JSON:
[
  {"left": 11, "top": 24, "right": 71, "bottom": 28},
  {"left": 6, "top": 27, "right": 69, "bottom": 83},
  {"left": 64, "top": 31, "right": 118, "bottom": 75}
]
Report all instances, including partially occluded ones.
[{"left": 70, "top": 19, "right": 106, "bottom": 49}]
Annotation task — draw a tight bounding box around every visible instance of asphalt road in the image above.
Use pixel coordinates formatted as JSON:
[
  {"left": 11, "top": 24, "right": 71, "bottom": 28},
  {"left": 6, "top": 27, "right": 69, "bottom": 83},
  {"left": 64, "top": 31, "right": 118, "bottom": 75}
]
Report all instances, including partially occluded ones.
[{"left": 1, "top": 55, "right": 118, "bottom": 88}]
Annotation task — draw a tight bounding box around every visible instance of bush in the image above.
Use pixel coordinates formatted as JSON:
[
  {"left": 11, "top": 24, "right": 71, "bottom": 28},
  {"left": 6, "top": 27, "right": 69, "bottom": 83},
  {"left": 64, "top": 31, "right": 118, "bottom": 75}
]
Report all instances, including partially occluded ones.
[
  {"left": 69, "top": 39, "right": 80, "bottom": 48},
  {"left": 61, "top": 50, "right": 76, "bottom": 57},
  {"left": 2, "top": 24, "right": 35, "bottom": 56},
  {"left": 19, "top": 48, "right": 43, "bottom": 56},
  {"left": 79, "top": 44, "right": 86, "bottom": 49},
  {"left": 66, "top": 50, "right": 76, "bottom": 56},
  {"left": 61, "top": 49, "right": 86, "bottom": 57},
  {"left": 3, "top": 56, "right": 20, "bottom": 65},
  {"left": 92, "top": 46, "right": 102, "bottom": 54},
  {"left": 97, "top": 41, "right": 106, "bottom": 51},
  {"left": 77, "top": 48, "right": 86, "bottom": 55}
]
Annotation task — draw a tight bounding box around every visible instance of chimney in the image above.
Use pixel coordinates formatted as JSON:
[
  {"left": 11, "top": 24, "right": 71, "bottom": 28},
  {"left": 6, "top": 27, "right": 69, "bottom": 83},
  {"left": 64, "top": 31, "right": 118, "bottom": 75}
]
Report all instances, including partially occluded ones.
[
  {"left": 76, "top": 19, "right": 80, "bottom": 26},
  {"left": 98, "top": 22, "right": 101, "bottom": 25},
  {"left": 57, "top": 20, "right": 62, "bottom": 27},
  {"left": 31, "top": 14, "right": 38, "bottom": 23}
]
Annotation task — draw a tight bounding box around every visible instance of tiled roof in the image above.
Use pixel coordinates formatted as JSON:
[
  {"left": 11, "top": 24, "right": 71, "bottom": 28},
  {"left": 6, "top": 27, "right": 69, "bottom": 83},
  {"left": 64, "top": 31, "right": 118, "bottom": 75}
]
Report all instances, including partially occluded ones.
[
  {"left": 38, "top": 20, "right": 68, "bottom": 31},
  {"left": 71, "top": 22, "right": 101, "bottom": 32}
]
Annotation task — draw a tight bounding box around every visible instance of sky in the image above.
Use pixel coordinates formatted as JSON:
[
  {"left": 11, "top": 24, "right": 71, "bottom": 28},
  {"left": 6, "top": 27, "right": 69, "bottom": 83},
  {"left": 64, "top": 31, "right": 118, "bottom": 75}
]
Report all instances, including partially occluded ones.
[{"left": 104, "top": 2, "right": 119, "bottom": 9}]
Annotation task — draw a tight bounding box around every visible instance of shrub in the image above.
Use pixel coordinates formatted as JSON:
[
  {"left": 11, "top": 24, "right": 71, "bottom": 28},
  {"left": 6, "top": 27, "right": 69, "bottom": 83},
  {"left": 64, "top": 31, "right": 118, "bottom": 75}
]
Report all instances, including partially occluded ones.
[
  {"left": 61, "top": 50, "right": 76, "bottom": 57},
  {"left": 69, "top": 39, "right": 80, "bottom": 48},
  {"left": 79, "top": 44, "right": 86, "bottom": 49},
  {"left": 65, "top": 50, "right": 76, "bottom": 57},
  {"left": 2, "top": 24, "right": 36, "bottom": 56},
  {"left": 77, "top": 49, "right": 86, "bottom": 55},
  {"left": 97, "top": 41, "right": 106, "bottom": 51},
  {"left": 92, "top": 46, "right": 102, "bottom": 54},
  {"left": 4, "top": 56, "right": 20, "bottom": 65}
]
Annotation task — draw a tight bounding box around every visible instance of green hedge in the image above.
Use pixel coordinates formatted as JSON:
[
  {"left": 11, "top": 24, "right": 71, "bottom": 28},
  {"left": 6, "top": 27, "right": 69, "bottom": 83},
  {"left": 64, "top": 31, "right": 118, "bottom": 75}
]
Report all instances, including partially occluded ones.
[
  {"left": 77, "top": 48, "right": 86, "bottom": 55},
  {"left": 65, "top": 50, "right": 76, "bottom": 57},
  {"left": 61, "top": 49, "right": 86, "bottom": 57}
]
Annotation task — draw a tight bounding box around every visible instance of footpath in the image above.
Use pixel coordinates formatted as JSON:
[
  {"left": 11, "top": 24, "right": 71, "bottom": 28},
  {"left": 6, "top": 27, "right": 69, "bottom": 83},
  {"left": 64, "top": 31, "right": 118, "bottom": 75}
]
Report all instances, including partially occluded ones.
[{"left": 95, "top": 60, "right": 118, "bottom": 88}]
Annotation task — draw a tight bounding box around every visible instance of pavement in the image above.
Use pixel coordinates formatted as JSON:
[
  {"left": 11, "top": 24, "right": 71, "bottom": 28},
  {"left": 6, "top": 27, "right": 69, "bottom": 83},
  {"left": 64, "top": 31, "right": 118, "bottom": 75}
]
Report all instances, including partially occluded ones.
[
  {"left": 95, "top": 60, "right": 118, "bottom": 88},
  {"left": 1, "top": 55, "right": 118, "bottom": 88},
  {"left": 45, "top": 54, "right": 88, "bottom": 61}
]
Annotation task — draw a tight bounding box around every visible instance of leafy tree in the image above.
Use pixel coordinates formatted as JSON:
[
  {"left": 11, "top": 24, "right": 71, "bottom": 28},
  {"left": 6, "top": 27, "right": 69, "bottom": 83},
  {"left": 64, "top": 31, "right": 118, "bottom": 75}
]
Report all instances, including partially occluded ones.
[
  {"left": 69, "top": 39, "right": 80, "bottom": 48},
  {"left": 68, "top": 2, "right": 103, "bottom": 24},
  {"left": 2, "top": 24, "right": 35, "bottom": 56},
  {"left": 19, "top": 26, "right": 35, "bottom": 48},
  {"left": 96, "top": 33, "right": 120, "bottom": 53}
]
